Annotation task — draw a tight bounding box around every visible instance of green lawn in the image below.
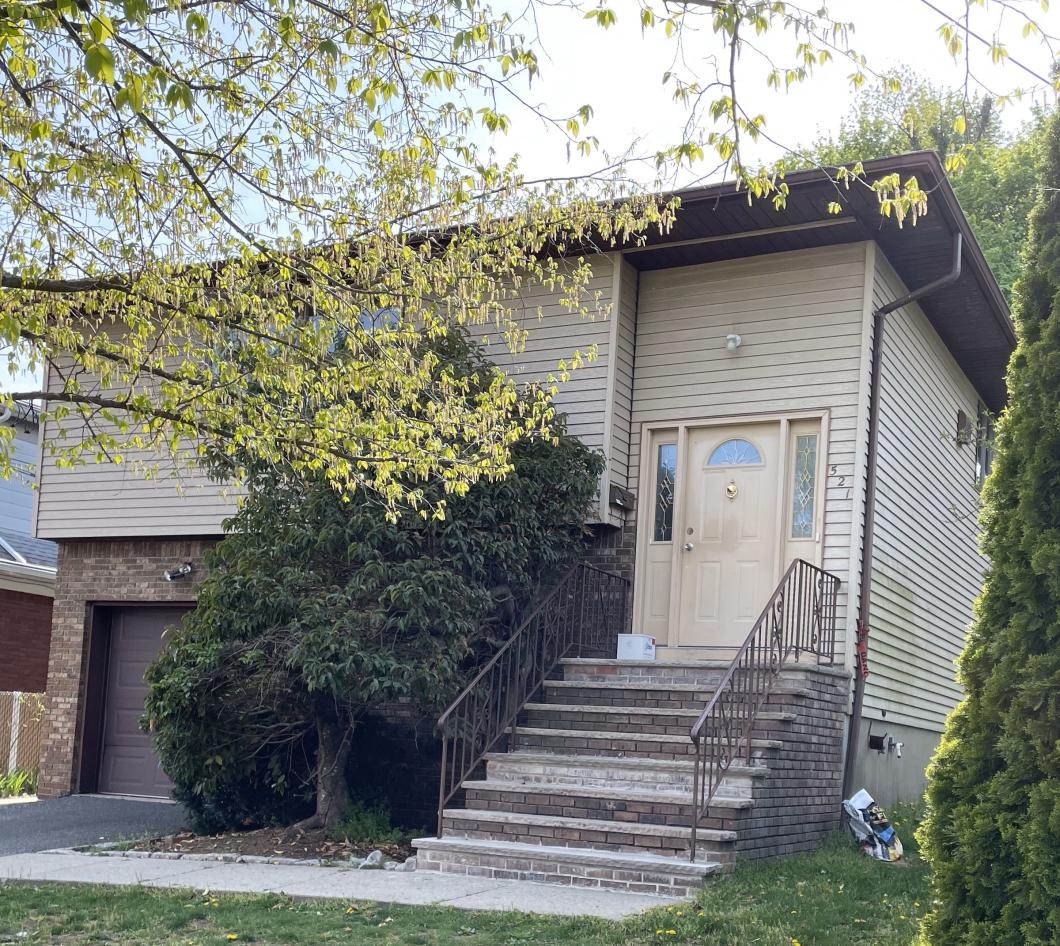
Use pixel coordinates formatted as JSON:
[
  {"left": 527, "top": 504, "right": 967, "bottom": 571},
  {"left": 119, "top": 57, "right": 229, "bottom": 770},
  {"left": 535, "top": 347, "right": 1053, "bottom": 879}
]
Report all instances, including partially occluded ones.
[{"left": 0, "top": 837, "right": 930, "bottom": 946}]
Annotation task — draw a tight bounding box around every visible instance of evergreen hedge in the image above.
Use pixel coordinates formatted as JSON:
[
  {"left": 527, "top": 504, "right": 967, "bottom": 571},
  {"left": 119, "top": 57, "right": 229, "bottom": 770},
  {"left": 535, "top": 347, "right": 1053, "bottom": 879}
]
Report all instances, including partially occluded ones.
[{"left": 919, "top": 111, "right": 1059, "bottom": 946}]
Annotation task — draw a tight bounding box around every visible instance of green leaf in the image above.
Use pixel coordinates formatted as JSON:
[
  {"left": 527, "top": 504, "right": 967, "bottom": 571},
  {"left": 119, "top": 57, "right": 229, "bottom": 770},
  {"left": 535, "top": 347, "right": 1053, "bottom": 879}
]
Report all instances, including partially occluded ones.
[
  {"left": 84, "top": 43, "right": 115, "bottom": 85},
  {"left": 186, "top": 11, "right": 208, "bottom": 36}
]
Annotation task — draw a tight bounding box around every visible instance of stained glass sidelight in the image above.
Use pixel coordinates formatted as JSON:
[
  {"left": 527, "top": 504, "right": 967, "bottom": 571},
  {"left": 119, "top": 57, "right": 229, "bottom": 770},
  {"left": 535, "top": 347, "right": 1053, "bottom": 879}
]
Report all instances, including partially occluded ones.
[
  {"left": 707, "top": 438, "right": 763, "bottom": 466},
  {"left": 791, "top": 434, "right": 818, "bottom": 539},
  {"left": 653, "top": 443, "right": 677, "bottom": 541}
]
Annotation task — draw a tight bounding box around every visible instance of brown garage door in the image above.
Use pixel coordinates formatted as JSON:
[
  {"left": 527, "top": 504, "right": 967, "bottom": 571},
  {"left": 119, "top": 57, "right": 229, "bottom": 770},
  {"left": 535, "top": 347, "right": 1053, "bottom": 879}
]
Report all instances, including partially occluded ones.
[{"left": 98, "top": 607, "right": 186, "bottom": 797}]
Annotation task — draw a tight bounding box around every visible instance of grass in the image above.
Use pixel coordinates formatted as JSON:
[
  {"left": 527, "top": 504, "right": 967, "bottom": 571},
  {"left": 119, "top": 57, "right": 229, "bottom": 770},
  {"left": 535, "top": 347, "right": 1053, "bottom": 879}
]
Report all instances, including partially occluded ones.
[
  {"left": 0, "top": 768, "right": 37, "bottom": 798},
  {"left": 0, "top": 835, "right": 931, "bottom": 946}
]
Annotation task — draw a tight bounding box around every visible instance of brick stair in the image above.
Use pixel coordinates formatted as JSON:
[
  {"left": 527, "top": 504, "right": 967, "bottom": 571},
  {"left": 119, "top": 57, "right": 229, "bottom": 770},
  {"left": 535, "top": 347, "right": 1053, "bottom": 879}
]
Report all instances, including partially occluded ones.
[{"left": 415, "top": 657, "right": 848, "bottom": 896}]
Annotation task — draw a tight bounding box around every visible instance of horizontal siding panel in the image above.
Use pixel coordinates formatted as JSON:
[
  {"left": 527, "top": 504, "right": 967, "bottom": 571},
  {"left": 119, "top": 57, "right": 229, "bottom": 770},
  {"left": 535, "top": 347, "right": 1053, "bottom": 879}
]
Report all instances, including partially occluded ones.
[
  {"left": 39, "top": 258, "right": 618, "bottom": 537},
  {"left": 629, "top": 244, "right": 870, "bottom": 658},
  {"left": 864, "top": 254, "right": 986, "bottom": 732}
]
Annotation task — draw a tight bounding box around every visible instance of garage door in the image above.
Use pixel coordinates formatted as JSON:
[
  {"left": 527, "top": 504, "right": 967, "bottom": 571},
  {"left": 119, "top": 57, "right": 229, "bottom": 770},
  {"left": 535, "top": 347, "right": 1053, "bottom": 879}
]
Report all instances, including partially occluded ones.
[{"left": 98, "top": 607, "right": 186, "bottom": 797}]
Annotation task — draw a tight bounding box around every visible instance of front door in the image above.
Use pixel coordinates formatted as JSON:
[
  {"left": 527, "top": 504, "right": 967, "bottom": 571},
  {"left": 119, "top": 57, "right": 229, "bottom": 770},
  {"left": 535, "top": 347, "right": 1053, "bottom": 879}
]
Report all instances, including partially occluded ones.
[{"left": 676, "top": 425, "right": 780, "bottom": 648}]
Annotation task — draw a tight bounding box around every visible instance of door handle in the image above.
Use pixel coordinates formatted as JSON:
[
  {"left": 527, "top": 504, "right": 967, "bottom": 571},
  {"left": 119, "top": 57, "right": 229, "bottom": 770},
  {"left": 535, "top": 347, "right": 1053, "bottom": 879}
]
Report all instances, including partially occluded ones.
[{"left": 682, "top": 542, "right": 694, "bottom": 552}]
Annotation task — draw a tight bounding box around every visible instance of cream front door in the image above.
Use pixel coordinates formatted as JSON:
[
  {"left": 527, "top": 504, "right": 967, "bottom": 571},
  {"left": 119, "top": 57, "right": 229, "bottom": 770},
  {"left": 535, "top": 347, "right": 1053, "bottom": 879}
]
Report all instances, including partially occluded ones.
[{"left": 676, "top": 425, "right": 780, "bottom": 649}]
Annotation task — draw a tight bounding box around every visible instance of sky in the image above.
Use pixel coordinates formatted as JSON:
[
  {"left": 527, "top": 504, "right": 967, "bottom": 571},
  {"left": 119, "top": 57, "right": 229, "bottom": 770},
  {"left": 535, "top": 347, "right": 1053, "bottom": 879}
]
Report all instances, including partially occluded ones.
[
  {"left": 2, "top": 0, "right": 1057, "bottom": 394},
  {"left": 491, "top": 0, "right": 1058, "bottom": 186}
]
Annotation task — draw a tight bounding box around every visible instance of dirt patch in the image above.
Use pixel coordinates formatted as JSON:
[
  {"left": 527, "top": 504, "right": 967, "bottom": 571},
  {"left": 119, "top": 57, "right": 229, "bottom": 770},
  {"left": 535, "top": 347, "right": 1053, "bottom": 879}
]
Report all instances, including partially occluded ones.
[{"left": 130, "top": 825, "right": 414, "bottom": 862}]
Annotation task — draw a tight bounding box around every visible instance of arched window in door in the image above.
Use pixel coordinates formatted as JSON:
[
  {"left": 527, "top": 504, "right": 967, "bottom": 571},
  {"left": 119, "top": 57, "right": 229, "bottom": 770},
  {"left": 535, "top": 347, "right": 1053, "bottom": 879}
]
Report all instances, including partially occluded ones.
[{"left": 707, "top": 438, "right": 762, "bottom": 466}]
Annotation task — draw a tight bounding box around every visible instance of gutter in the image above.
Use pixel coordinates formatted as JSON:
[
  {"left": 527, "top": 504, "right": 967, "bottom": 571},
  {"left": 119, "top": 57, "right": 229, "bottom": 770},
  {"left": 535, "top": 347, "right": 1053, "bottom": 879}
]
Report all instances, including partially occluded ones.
[
  {"left": 0, "top": 558, "right": 57, "bottom": 597},
  {"left": 842, "top": 230, "right": 963, "bottom": 796}
]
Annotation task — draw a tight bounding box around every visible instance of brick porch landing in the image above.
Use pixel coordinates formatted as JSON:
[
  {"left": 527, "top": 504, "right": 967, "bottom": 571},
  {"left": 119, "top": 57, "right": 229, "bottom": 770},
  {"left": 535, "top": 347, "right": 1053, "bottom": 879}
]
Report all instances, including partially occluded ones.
[{"left": 415, "top": 658, "right": 849, "bottom": 896}]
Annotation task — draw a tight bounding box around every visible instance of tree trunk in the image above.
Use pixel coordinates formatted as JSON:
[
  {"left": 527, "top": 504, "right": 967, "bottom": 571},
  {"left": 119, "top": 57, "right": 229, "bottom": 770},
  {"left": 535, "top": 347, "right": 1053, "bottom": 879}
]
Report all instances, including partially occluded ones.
[{"left": 293, "top": 712, "right": 353, "bottom": 830}]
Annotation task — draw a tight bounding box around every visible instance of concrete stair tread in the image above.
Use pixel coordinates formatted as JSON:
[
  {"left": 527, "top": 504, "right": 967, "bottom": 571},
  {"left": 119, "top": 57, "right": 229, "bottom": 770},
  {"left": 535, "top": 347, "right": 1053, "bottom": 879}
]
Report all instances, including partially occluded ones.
[
  {"left": 460, "top": 778, "right": 755, "bottom": 809},
  {"left": 508, "top": 725, "right": 783, "bottom": 750},
  {"left": 485, "top": 750, "right": 769, "bottom": 777},
  {"left": 561, "top": 658, "right": 734, "bottom": 669},
  {"left": 442, "top": 807, "right": 738, "bottom": 842},
  {"left": 525, "top": 702, "right": 796, "bottom": 722},
  {"left": 413, "top": 836, "right": 724, "bottom": 879},
  {"left": 544, "top": 679, "right": 816, "bottom": 698}
]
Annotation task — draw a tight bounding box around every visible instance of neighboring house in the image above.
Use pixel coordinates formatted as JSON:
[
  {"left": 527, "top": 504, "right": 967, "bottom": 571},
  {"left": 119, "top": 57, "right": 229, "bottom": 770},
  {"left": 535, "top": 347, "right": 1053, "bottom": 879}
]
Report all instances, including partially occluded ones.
[
  {"left": 0, "top": 403, "right": 57, "bottom": 695},
  {"left": 28, "top": 152, "right": 1010, "bottom": 892}
]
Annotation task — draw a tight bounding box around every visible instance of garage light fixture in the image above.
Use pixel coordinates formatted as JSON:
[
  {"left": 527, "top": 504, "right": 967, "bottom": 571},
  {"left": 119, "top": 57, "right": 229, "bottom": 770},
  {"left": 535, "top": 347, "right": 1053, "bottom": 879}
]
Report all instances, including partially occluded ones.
[{"left": 163, "top": 562, "right": 193, "bottom": 582}]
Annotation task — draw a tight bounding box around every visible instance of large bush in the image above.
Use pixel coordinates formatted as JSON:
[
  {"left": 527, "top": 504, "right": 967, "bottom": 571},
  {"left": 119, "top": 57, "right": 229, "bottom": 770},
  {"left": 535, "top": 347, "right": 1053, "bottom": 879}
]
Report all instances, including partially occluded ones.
[
  {"left": 919, "top": 112, "right": 1060, "bottom": 946},
  {"left": 145, "top": 333, "right": 603, "bottom": 832}
]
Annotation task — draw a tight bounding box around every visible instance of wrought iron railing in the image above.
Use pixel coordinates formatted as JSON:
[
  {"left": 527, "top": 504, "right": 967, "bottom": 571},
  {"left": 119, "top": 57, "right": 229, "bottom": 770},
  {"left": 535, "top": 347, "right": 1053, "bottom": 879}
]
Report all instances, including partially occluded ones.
[
  {"left": 689, "top": 558, "right": 839, "bottom": 860},
  {"left": 436, "top": 561, "right": 628, "bottom": 834}
]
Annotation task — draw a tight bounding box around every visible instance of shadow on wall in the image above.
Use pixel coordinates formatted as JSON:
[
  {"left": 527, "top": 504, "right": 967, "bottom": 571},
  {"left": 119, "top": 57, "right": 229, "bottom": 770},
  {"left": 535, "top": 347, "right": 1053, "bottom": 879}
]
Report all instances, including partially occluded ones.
[{"left": 346, "top": 707, "right": 443, "bottom": 832}]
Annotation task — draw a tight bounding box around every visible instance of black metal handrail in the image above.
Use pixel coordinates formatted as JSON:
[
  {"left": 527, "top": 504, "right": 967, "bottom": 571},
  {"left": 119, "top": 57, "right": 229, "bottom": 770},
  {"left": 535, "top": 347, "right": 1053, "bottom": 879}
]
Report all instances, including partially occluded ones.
[
  {"left": 689, "top": 558, "right": 840, "bottom": 860},
  {"left": 436, "top": 560, "right": 629, "bottom": 834}
]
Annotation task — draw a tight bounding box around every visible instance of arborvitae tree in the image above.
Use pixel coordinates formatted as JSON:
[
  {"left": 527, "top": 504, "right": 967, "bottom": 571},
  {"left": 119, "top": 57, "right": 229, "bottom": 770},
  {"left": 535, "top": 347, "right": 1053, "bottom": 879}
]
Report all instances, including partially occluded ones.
[{"left": 919, "top": 111, "right": 1060, "bottom": 946}]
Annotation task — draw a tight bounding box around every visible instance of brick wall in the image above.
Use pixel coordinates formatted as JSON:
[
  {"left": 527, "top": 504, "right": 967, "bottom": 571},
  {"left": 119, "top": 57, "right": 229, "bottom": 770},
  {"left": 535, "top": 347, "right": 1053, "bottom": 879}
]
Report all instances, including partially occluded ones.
[
  {"left": 733, "top": 666, "right": 850, "bottom": 859},
  {"left": 0, "top": 588, "right": 53, "bottom": 692},
  {"left": 37, "top": 538, "right": 214, "bottom": 798},
  {"left": 583, "top": 520, "right": 637, "bottom": 634}
]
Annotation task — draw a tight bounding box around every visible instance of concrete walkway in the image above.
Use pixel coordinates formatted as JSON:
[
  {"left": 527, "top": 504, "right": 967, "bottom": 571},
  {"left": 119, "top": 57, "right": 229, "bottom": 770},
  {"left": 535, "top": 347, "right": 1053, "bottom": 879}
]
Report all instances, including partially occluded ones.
[{"left": 0, "top": 850, "right": 681, "bottom": 919}]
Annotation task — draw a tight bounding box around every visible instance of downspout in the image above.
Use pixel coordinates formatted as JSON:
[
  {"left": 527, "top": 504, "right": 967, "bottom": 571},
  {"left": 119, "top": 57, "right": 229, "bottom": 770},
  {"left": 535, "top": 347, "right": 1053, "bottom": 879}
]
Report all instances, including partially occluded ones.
[{"left": 842, "top": 231, "right": 963, "bottom": 796}]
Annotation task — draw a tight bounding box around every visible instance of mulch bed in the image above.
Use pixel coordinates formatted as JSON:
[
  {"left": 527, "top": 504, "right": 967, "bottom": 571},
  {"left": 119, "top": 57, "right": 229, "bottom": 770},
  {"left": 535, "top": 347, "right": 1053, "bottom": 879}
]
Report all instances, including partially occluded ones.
[{"left": 130, "top": 825, "right": 414, "bottom": 862}]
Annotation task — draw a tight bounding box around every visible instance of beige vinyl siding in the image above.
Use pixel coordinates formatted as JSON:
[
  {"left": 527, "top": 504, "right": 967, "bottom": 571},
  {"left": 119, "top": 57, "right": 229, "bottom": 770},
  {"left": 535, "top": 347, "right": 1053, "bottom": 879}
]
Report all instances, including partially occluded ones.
[
  {"left": 629, "top": 243, "right": 871, "bottom": 657},
  {"left": 865, "top": 254, "right": 985, "bottom": 731},
  {"left": 35, "top": 352, "right": 242, "bottom": 539},
  {"left": 479, "top": 256, "right": 614, "bottom": 452},
  {"left": 36, "top": 419, "right": 239, "bottom": 539},
  {"left": 478, "top": 255, "right": 616, "bottom": 523},
  {"left": 609, "top": 257, "right": 638, "bottom": 495},
  {"left": 37, "top": 258, "right": 618, "bottom": 538}
]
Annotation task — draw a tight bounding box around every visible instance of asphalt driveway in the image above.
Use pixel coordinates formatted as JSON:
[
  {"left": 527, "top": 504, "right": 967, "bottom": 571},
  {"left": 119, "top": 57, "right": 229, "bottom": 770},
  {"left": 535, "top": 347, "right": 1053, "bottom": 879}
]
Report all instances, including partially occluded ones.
[{"left": 0, "top": 795, "right": 189, "bottom": 856}]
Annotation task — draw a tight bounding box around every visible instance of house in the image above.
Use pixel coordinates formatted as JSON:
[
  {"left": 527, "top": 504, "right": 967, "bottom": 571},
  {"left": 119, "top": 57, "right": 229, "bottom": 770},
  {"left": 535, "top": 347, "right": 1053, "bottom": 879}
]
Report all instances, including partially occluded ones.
[
  {"left": 26, "top": 152, "right": 1010, "bottom": 892},
  {"left": 0, "top": 403, "right": 57, "bottom": 695}
]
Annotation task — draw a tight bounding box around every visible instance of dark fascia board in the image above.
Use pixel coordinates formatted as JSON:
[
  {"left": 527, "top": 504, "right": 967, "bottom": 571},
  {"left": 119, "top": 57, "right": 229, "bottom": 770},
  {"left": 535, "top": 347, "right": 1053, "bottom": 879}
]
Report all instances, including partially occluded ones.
[{"left": 669, "top": 151, "right": 1015, "bottom": 348}]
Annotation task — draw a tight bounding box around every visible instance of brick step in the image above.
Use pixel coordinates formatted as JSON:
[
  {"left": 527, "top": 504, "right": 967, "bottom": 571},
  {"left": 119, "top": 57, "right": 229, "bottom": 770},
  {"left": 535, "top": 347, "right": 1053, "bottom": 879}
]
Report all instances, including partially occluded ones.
[
  {"left": 507, "top": 725, "right": 783, "bottom": 761},
  {"left": 560, "top": 658, "right": 731, "bottom": 684},
  {"left": 484, "top": 751, "right": 767, "bottom": 797},
  {"left": 439, "top": 808, "right": 737, "bottom": 862},
  {"left": 523, "top": 702, "right": 795, "bottom": 737},
  {"left": 542, "top": 678, "right": 815, "bottom": 709},
  {"left": 461, "top": 779, "right": 754, "bottom": 832},
  {"left": 413, "top": 836, "right": 724, "bottom": 897}
]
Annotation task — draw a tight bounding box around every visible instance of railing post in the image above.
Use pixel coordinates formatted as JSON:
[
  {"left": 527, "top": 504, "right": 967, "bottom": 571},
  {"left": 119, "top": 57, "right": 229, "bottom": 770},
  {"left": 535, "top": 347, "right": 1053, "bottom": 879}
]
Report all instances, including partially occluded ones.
[
  {"left": 437, "top": 733, "right": 448, "bottom": 836},
  {"left": 690, "top": 737, "right": 700, "bottom": 862}
]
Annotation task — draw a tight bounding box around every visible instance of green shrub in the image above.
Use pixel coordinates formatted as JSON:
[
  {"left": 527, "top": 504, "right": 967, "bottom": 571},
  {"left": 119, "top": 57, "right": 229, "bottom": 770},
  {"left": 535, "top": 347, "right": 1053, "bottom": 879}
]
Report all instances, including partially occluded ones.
[
  {"left": 325, "top": 802, "right": 406, "bottom": 846},
  {"left": 146, "top": 331, "right": 604, "bottom": 833},
  {"left": 0, "top": 768, "right": 37, "bottom": 798},
  {"left": 919, "top": 111, "right": 1060, "bottom": 946}
]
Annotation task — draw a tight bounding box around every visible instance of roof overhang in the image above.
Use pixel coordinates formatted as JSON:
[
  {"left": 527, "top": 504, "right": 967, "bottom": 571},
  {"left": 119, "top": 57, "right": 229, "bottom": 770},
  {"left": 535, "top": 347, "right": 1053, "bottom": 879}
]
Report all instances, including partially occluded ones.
[
  {"left": 620, "top": 152, "right": 1014, "bottom": 411},
  {"left": 0, "top": 559, "right": 56, "bottom": 598}
]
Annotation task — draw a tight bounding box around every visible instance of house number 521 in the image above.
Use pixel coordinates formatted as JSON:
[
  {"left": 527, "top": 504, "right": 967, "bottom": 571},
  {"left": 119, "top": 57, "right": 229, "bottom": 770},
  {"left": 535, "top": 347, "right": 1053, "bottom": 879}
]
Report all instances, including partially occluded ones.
[{"left": 829, "top": 465, "right": 852, "bottom": 501}]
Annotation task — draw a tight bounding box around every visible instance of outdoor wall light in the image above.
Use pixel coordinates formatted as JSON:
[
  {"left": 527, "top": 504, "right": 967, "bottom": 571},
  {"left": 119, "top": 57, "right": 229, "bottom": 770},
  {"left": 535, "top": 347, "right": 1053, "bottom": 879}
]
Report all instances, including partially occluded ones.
[
  {"left": 725, "top": 333, "right": 743, "bottom": 352},
  {"left": 163, "top": 562, "right": 193, "bottom": 582}
]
